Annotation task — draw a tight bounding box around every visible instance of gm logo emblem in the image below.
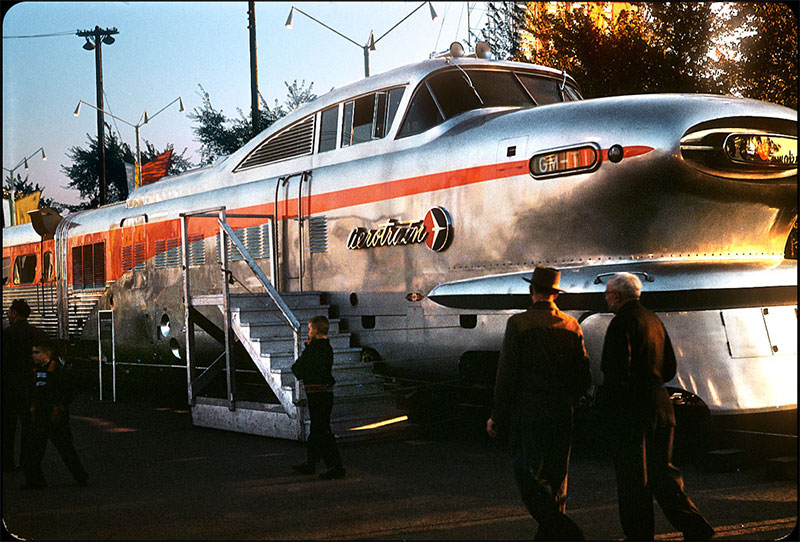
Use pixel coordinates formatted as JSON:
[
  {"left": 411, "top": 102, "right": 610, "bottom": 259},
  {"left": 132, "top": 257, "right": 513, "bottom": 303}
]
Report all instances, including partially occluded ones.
[{"left": 423, "top": 207, "right": 453, "bottom": 252}]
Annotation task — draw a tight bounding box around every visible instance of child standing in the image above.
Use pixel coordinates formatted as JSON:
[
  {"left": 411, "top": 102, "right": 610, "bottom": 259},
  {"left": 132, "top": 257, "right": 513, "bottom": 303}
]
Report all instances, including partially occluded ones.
[
  {"left": 291, "top": 315, "right": 345, "bottom": 480},
  {"left": 21, "top": 338, "right": 89, "bottom": 489}
]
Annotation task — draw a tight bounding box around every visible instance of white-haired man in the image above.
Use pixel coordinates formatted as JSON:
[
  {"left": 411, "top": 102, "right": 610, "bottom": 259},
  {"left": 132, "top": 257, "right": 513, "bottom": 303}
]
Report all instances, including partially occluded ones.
[{"left": 601, "top": 272, "right": 714, "bottom": 540}]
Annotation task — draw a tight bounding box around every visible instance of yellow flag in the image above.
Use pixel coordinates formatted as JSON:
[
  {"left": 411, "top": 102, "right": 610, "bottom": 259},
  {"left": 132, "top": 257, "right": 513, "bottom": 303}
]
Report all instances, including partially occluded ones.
[{"left": 14, "top": 191, "right": 40, "bottom": 225}]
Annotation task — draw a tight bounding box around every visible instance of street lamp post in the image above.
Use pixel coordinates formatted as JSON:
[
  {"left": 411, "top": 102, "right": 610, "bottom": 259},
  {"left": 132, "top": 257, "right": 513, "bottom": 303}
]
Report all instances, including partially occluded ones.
[
  {"left": 285, "top": 2, "right": 438, "bottom": 78},
  {"left": 77, "top": 26, "right": 118, "bottom": 206},
  {"left": 3, "top": 147, "right": 46, "bottom": 227},
  {"left": 74, "top": 97, "right": 185, "bottom": 176}
]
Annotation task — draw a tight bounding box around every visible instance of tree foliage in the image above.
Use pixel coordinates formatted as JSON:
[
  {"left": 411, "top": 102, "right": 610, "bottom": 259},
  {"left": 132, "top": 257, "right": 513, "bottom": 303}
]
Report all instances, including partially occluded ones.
[
  {"left": 2, "top": 173, "right": 66, "bottom": 212},
  {"left": 189, "top": 80, "right": 317, "bottom": 166},
  {"left": 485, "top": 1, "right": 797, "bottom": 106},
  {"left": 718, "top": 2, "right": 798, "bottom": 109},
  {"left": 480, "top": 2, "right": 526, "bottom": 60},
  {"left": 515, "top": 3, "right": 720, "bottom": 98},
  {"left": 61, "top": 127, "right": 192, "bottom": 211}
]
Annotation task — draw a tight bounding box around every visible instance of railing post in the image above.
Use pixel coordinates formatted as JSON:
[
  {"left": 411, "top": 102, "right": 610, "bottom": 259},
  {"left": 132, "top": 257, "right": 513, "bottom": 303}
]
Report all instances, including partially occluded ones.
[
  {"left": 219, "top": 209, "right": 236, "bottom": 411},
  {"left": 180, "top": 214, "right": 196, "bottom": 405}
]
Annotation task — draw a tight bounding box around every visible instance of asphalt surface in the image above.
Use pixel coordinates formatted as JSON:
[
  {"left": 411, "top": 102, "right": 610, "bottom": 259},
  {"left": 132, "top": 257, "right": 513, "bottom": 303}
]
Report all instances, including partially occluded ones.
[{"left": 2, "top": 394, "right": 797, "bottom": 541}]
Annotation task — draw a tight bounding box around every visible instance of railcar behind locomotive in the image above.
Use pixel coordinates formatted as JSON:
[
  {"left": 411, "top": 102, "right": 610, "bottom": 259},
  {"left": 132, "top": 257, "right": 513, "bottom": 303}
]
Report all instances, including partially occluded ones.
[{"left": 3, "top": 51, "right": 797, "bottom": 422}]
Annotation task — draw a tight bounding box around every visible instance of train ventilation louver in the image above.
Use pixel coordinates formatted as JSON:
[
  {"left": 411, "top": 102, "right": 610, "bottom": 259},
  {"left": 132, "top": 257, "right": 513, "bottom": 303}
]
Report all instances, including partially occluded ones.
[
  {"left": 216, "top": 224, "right": 271, "bottom": 262},
  {"left": 234, "top": 117, "right": 315, "bottom": 172},
  {"left": 680, "top": 117, "right": 797, "bottom": 181},
  {"left": 309, "top": 216, "right": 329, "bottom": 254}
]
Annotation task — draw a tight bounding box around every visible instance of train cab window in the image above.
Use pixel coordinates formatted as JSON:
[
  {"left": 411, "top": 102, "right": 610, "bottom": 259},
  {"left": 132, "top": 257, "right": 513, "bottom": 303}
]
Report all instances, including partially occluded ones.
[
  {"left": 516, "top": 74, "right": 563, "bottom": 105},
  {"left": 428, "top": 69, "right": 533, "bottom": 119},
  {"left": 13, "top": 254, "right": 37, "bottom": 285},
  {"left": 373, "top": 87, "right": 405, "bottom": 139},
  {"left": 562, "top": 85, "right": 582, "bottom": 102},
  {"left": 42, "top": 251, "right": 54, "bottom": 282},
  {"left": 397, "top": 83, "right": 443, "bottom": 138},
  {"left": 318, "top": 105, "right": 339, "bottom": 153},
  {"left": 2, "top": 257, "right": 10, "bottom": 286}
]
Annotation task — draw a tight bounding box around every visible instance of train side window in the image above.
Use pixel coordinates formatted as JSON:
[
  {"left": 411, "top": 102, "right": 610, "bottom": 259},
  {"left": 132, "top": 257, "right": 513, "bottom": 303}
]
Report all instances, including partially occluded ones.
[
  {"left": 386, "top": 87, "right": 404, "bottom": 130},
  {"left": 372, "top": 87, "right": 405, "bottom": 139},
  {"left": 397, "top": 83, "right": 443, "bottom": 138},
  {"left": 72, "top": 242, "right": 105, "bottom": 290},
  {"left": 318, "top": 105, "right": 339, "bottom": 153},
  {"left": 2, "top": 257, "right": 10, "bottom": 286},
  {"left": 341, "top": 94, "right": 376, "bottom": 147},
  {"left": 42, "top": 251, "right": 54, "bottom": 282},
  {"left": 373, "top": 92, "right": 388, "bottom": 139},
  {"left": 13, "top": 254, "right": 37, "bottom": 285}
]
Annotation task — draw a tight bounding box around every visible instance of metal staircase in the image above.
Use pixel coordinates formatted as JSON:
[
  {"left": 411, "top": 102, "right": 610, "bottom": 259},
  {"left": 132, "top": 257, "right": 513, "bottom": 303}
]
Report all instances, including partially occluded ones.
[{"left": 180, "top": 208, "right": 408, "bottom": 441}]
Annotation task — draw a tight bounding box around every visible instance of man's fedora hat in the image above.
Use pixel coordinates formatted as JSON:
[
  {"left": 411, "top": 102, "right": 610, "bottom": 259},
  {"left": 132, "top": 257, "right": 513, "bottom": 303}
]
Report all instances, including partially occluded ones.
[{"left": 523, "top": 266, "right": 567, "bottom": 293}]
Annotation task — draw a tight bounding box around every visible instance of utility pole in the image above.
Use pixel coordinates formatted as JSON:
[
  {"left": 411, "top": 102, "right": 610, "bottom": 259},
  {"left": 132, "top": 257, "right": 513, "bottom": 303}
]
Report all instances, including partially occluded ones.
[
  {"left": 77, "top": 26, "right": 118, "bottom": 207},
  {"left": 248, "top": 1, "right": 260, "bottom": 137}
]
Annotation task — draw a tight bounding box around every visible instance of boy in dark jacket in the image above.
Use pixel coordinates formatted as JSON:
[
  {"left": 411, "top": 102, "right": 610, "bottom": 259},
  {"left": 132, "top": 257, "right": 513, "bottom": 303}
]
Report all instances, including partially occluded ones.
[
  {"left": 21, "top": 338, "right": 89, "bottom": 489},
  {"left": 291, "top": 315, "right": 345, "bottom": 480}
]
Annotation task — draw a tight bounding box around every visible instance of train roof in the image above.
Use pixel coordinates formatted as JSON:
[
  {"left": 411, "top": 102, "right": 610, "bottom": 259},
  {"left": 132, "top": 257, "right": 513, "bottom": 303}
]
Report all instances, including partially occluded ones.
[{"left": 126, "top": 57, "right": 579, "bottom": 208}]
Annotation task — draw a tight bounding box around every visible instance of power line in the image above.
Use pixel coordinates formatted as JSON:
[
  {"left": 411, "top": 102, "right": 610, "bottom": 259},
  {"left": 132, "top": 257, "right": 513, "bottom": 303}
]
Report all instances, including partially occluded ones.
[{"left": 3, "top": 30, "right": 75, "bottom": 39}]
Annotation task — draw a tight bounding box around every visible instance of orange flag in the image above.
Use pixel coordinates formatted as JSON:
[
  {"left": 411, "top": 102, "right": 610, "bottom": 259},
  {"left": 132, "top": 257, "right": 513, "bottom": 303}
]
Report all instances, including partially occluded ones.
[{"left": 140, "top": 149, "right": 173, "bottom": 186}]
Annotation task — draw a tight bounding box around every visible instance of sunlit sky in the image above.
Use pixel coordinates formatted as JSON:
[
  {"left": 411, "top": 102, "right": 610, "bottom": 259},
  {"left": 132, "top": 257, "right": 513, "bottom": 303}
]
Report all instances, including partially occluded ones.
[{"left": 3, "top": 2, "right": 484, "bottom": 206}]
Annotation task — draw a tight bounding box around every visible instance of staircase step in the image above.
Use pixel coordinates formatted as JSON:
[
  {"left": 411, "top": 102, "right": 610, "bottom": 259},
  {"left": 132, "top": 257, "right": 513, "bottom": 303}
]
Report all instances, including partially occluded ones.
[
  {"left": 266, "top": 348, "right": 363, "bottom": 370},
  {"left": 243, "top": 319, "right": 341, "bottom": 339},
  {"left": 254, "top": 333, "right": 351, "bottom": 354},
  {"left": 273, "top": 362, "right": 378, "bottom": 387},
  {"left": 236, "top": 306, "right": 331, "bottom": 324},
  {"left": 228, "top": 292, "right": 326, "bottom": 310}
]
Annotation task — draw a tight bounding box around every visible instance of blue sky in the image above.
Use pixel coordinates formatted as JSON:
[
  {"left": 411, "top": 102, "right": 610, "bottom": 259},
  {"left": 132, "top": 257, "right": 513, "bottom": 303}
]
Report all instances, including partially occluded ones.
[{"left": 3, "top": 2, "right": 483, "bottom": 206}]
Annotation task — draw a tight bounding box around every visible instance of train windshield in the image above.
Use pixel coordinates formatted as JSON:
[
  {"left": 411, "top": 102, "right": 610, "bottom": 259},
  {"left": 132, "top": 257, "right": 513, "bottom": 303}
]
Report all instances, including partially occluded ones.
[{"left": 398, "top": 68, "right": 581, "bottom": 138}]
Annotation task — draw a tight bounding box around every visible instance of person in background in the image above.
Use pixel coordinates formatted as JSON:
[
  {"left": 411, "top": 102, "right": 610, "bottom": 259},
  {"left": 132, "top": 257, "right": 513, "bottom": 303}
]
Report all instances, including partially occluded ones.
[
  {"left": 487, "top": 266, "right": 591, "bottom": 540},
  {"left": 601, "top": 272, "right": 714, "bottom": 541},
  {"left": 291, "top": 315, "right": 345, "bottom": 480},
  {"left": 20, "top": 337, "right": 89, "bottom": 489},
  {"left": 3, "top": 299, "right": 46, "bottom": 473}
]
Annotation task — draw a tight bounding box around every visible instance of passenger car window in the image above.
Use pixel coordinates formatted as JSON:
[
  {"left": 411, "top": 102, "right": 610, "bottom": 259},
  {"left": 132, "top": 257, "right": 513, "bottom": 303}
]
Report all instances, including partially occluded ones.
[
  {"left": 318, "top": 105, "right": 338, "bottom": 153},
  {"left": 2, "top": 257, "right": 10, "bottom": 286},
  {"left": 13, "top": 254, "right": 37, "bottom": 285},
  {"left": 42, "top": 251, "right": 54, "bottom": 282}
]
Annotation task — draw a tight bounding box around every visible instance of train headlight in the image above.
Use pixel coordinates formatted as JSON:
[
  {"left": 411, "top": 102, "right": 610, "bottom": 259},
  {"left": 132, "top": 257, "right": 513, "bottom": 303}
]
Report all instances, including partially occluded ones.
[
  {"left": 529, "top": 144, "right": 600, "bottom": 179},
  {"left": 723, "top": 133, "right": 797, "bottom": 168}
]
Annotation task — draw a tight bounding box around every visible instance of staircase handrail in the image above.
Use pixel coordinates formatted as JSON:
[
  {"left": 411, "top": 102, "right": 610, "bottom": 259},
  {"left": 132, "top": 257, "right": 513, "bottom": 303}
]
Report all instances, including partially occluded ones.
[{"left": 217, "top": 217, "right": 303, "bottom": 361}]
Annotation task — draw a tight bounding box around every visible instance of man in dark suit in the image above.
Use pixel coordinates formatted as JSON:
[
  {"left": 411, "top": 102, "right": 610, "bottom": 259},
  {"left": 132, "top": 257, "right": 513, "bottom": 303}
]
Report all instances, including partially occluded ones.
[
  {"left": 3, "top": 299, "right": 46, "bottom": 472},
  {"left": 487, "top": 266, "right": 591, "bottom": 540},
  {"left": 601, "top": 272, "right": 714, "bottom": 541}
]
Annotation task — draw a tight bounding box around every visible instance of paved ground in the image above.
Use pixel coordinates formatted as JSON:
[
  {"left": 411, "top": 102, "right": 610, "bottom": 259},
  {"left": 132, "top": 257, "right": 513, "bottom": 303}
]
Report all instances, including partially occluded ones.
[{"left": 2, "top": 394, "right": 797, "bottom": 541}]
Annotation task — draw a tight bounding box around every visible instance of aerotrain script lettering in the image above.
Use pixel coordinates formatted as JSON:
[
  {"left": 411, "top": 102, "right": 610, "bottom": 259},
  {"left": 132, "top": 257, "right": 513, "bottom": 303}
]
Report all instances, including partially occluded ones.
[{"left": 347, "top": 219, "right": 427, "bottom": 250}]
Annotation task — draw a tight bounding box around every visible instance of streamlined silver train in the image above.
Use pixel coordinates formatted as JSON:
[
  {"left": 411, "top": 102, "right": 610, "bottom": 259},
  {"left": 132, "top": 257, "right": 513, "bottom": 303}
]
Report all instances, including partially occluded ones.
[{"left": 3, "top": 52, "right": 797, "bottom": 419}]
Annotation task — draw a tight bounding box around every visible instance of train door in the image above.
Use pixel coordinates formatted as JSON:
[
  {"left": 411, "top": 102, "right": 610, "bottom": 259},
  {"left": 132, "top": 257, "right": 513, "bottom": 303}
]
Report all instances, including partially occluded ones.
[{"left": 275, "top": 171, "right": 311, "bottom": 292}]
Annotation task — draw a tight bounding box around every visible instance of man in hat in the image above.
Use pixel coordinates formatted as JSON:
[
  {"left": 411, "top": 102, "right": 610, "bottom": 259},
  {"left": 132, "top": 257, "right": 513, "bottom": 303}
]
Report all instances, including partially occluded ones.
[
  {"left": 487, "top": 266, "right": 591, "bottom": 540},
  {"left": 601, "top": 272, "right": 713, "bottom": 540}
]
